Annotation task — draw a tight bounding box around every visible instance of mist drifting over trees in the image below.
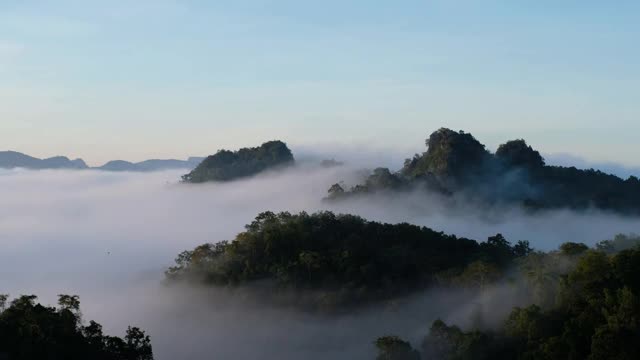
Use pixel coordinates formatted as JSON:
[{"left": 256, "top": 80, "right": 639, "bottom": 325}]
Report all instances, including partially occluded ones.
[
  {"left": 329, "top": 128, "right": 640, "bottom": 215},
  {"left": 2, "top": 130, "right": 640, "bottom": 358}
]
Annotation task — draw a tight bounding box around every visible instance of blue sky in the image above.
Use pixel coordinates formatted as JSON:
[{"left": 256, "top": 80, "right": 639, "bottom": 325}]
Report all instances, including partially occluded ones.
[{"left": 1, "top": 0, "right": 638, "bottom": 166}]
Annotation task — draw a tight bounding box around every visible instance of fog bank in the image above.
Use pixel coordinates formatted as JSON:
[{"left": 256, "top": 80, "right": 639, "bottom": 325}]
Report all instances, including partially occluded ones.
[{"left": 1, "top": 166, "right": 638, "bottom": 359}]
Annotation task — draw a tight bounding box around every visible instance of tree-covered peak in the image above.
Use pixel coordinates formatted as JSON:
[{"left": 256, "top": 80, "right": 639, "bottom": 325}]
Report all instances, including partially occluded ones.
[
  {"left": 495, "top": 139, "right": 545, "bottom": 169},
  {"left": 182, "top": 140, "right": 294, "bottom": 183},
  {"left": 330, "top": 128, "right": 640, "bottom": 215},
  {"left": 402, "top": 128, "right": 491, "bottom": 181},
  {"left": 0, "top": 294, "right": 153, "bottom": 359},
  {"left": 166, "top": 211, "right": 531, "bottom": 310}
]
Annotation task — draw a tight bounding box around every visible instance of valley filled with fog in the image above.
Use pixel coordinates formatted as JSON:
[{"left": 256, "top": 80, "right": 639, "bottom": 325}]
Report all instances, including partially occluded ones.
[{"left": 1, "top": 164, "right": 638, "bottom": 359}]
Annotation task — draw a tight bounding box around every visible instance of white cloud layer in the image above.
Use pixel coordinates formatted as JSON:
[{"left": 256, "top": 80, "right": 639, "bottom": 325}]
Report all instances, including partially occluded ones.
[{"left": 0, "top": 166, "right": 638, "bottom": 359}]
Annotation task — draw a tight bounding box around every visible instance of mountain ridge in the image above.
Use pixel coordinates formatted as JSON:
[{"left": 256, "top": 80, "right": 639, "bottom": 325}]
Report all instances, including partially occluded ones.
[
  {"left": 328, "top": 128, "right": 640, "bottom": 215},
  {"left": 0, "top": 150, "right": 205, "bottom": 172}
]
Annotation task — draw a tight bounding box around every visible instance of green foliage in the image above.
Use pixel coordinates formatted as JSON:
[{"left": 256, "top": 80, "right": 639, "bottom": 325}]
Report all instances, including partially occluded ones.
[
  {"left": 167, "top": 211, "right": 526, "bottom": 309},
  {"left": 58, "top": 294, "right": 81, "bottom": 314},
  {"left": 495, "top": 139, "right": 545, "bottom": 169},
  {"left": 417, "top": 248, "right": 640, "bottom": 360},
  {"left": 366, "top": 168, "right": 405, "bottom": 190},
  {"left": 559, "top": 242, "right": 589, "bottom": 256},
  {"left": 328, "top": 168, "right": 413, "bottom": 200},
  {"left": 422, "top": 320, "right": 508, "bottom": 360},
  {"left": 513, "top": 240, "right": 534, "bottom": 258},
  {"left": 454, "top": 261, "right": 501, "bottom": 291},
  {"left": 182, "top": 140, "right": 294, "bottom": 183},
  {"left": 532, "top": 166, "right": 640, "bottom": 213},
  {"left": 0, "top": 294, "right": 153, "bottom": 360},
  {"left": 329, "top": 128, "right": 640, "bottom": 215},
  {"left": 596, "top": 233, "right": 640, "bottom": 254},
  {"left": 374, "top": 336, "right": 420, "bottom": 360},
  {"left": 517, "top": 250, "right": 570, "bottom": 309},
  {"left": 402, "top": 128, "right": 491, "bottom": 182}
]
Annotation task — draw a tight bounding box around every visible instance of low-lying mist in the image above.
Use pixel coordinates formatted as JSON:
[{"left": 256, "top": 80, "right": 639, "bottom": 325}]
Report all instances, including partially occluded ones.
[{"left": 1, "top": 165, "right": 638, "bottom": 359}]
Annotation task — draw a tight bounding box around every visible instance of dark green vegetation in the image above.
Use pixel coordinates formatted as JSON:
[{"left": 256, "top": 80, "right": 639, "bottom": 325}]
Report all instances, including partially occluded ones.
[
  {"left": 182, "top": 140, "right": 294, "bottom": 183},
  {"left": 375, "top": 336, "right": 421, "bottom": 360},
  {"left": 166, "top": 211, "right": 532, "bottom": 310},
  {"left": 0, "top": 294, "right": 153, "bottom": 360},
  {"left": 375, "top": 234, "right": 640, "bottom": 360},
  {"left": 328, "top": 128, "right": 640, "bottom": 214}
]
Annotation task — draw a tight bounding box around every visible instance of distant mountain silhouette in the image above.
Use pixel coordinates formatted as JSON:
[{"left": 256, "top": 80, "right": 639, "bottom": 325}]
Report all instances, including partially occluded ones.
[
  {"left": 0, "top": 151, "right": 88, "bottom": 169},
  {"left": 0, "top": 151, "right": 204, "bottom": 172},
  {"left": 97, "top": 158, "right": 205, "bottom": 172}
]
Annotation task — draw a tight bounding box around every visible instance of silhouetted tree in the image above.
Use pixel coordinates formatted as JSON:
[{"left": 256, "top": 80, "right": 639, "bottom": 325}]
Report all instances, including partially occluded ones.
[
  {"left": 0, "top": 294, "right": 154, "bottom": 360},
  {"left": 374, "top": 336, "right": 420, "bottom": 360}
]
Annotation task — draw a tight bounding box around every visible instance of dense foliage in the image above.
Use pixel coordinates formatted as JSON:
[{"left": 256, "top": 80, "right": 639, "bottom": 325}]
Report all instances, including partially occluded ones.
[
  {"left": 402, "top": 128, "right": 493, "bottom": 183},
  {"left": 166, "top": 211, "right": 531, "bottom": 309},
  {"left": 375, "top": 336, "right": 421, "bottom": 360},
  {"left": 0, "top": 294, "right": 153, "bottom": 360},
  {"left": 182, "top": 140, "right": 294, "bottom": 183},
  {"left": 375, "top": 234, "right": 640, "bottom": 360},
  {"left": 329, "top": 128, "right": 640, "bottom": 214}
]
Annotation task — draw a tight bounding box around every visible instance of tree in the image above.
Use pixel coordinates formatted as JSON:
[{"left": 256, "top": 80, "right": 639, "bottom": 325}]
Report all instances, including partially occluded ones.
[
  {"left": 422, "top": 319, "right": 502, "bottom": 360},
  {"left": 560, "top": 242, "right": 589, "bottom": 256},
  {"left": 298, "top": 251, "right": 323, "bottom": 283},
  {"left": 412, "top": 248, "right": 640, "bottom": 360},
  {"left": 374, "top": 336, "right": 420, "bottom": 360},
  {"left": 167, "top": 211, "right": 523, "bottom": 310},
  {"left": 365, "top": 168, "right": 403, "bottom": 190},
  {"left": 457, "top": 261, "right": 501, "bottom": 292},
  {"left": 182, "top": 140, "right": 294, "bottom": 183},
  {"left": 329, "top": 128, "right": 640, "bottom": 215},
  {"left": 0, "top": 294, "right": 154, "bottom": 360},
  {"left": 513, "top": 240, "right": 533, "bottom": 257},
  {"left": 327, "top": 183, "right": 345, "bottom": 199},
  {"left": 596, "top": 234, "right": 640, "bottom": 254},
  {"left": 504, "top": 305, "right": 547, "bottom": 340},
  {"left": 125, "top": 327, "right": 154, "bottom": 360},
  {"left": 58, "top": 294, "right": 81, "bottom": 311},
  {"left": 482, "top": 233, "right": 516, "bottom": 266},
  {"left": 495, "top": 139, "right": 545, "bottom": 169}
]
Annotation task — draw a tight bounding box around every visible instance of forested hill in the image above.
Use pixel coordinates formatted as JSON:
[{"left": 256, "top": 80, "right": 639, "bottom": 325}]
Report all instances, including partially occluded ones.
[
  {"left": 166, "top": 211, "right": 532, "bottom": 310},
  {"left": 327, "top": 128, "right": 640, "bottom": 215},
  {"left": 375, "top": 236, "right": 640, "bottom": 360},
  {"left": 0, "top": 294, "right": 153, "bottom": 360},
  {"left": 181, "top": 140, "right": 294, "bottom": 183}
]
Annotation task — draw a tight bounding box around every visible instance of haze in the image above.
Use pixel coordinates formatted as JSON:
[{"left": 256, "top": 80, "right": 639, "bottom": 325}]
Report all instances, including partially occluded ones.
[
  {"left": 1, "top": 164, "right": 638, "bottom": 359},
  {"left": 1, "top": 1, "right": 640, "bottom": 357}
]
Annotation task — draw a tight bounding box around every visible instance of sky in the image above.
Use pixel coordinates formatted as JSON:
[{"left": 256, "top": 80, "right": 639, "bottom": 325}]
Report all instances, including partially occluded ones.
[{"left": 1, "top": 0, "right": 638, "bottom": 166}]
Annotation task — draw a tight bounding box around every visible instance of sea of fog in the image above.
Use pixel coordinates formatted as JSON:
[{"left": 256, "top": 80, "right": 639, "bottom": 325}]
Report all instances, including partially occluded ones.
[{"left": 1, "top": 165, "right": 638, "bottom": 359}]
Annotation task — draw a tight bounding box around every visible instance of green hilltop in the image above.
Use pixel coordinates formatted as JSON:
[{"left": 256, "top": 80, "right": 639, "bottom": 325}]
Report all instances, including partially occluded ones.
[{"left": 182, "top": 140, "right": 294, "bottom": 183}]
